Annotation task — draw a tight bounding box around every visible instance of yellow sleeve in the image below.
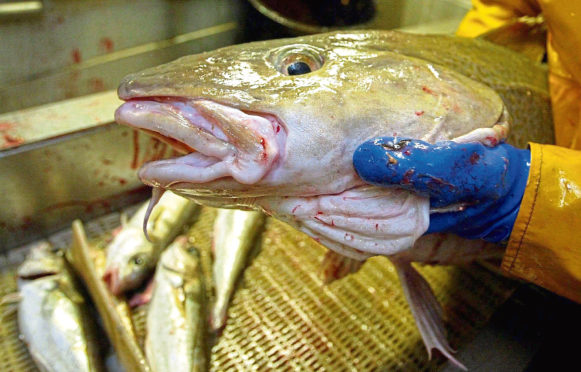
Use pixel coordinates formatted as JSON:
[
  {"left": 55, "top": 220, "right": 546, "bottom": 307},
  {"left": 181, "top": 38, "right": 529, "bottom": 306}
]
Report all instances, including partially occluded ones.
[
  {"left": 456, "top": 0, "right": 540, "bottom": 37},
  {"left": 458, "top": 2, "right": 581, "bottom": 303},
  {"left": 503, "top": 143, "right": 581, "bottom": 303}
]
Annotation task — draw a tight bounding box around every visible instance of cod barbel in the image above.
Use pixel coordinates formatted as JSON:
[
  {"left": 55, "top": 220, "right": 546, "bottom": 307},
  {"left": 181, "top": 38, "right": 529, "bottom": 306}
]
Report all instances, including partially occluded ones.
[
  {"left": 211, "top": 209, "right": 265, "bottom": 331},
  {"left": 115, "top": 30, "right": 552, "bottom": 369},
  {"left": 16, "top": 242, "right": 103, "bottom": 372},
  {"left": 145, "top": 236, "right": 207, "bottom": 372},
  {"left": 103, "top": 191, "right": 199, "bottom": 295}
]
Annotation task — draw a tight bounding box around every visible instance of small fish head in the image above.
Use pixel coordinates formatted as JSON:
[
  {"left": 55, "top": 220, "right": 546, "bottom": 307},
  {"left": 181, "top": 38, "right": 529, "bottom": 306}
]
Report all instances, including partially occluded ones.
[
  {"left": 103, "top": 228, "right": 157, "bottom": 294},
  {"left": 159, "top": 236, "right": 201, "bottom": 278},
  {"left": 17, "top": 243, "right": 64, "bottom": 281}
]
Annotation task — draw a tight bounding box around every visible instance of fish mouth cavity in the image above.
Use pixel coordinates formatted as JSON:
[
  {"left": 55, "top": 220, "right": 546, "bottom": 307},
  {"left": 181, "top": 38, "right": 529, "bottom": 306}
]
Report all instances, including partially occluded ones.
[{"left": 115, "top": 97, "right": 288, "bottom": 189}]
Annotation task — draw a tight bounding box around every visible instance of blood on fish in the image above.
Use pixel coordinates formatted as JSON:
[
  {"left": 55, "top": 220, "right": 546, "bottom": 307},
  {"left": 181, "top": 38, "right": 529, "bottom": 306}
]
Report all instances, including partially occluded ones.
[
  {"left": 422, "top": 86, "right": 435, "bottom": 95},
  {"left": 486, "top": 136, "right": 498, "bottom": 146},
  {"left": 415, "top": 111, "right": 424, "bottom": 116},
  {"left": 375, "top": 223, "right": 379, "bottom": 231},
  {"left": 291, "top": 205, "right": 301, "bottom": 214},
  {"left": 259, "top": 137, "right": 267, "bottom": 161},
  {"left": 403, "top": 150, "right": 411, "bottom": 156},
  {"left": 276, "top": 125, "right": 281, "bottom": 133}
]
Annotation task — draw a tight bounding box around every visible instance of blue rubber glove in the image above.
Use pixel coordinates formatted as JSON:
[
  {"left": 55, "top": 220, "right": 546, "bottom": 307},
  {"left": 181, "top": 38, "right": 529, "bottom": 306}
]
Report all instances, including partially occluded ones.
[{"left": 353, "top": 137, "right": 531, "bottom": 243}]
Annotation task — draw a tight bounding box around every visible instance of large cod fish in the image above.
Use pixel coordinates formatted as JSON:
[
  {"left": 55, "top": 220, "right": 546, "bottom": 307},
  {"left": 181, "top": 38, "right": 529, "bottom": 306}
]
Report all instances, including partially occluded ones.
[{"left": 115, "top": 30, "right": 553, "bottom": 368}]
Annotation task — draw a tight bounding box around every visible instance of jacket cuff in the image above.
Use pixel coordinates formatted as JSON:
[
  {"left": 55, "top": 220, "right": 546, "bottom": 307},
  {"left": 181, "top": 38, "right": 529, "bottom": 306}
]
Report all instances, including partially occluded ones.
[{"left": 502, "top": 143, "right": 581, "bottom": 303}]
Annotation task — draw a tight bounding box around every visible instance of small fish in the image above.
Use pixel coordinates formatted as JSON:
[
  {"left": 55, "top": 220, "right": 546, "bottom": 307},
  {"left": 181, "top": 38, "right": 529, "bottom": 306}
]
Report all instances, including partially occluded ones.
[
  {"left": 145, "top": 236, "right": 207, "bottom": 372},
  {"left": 16, "top": 242, "right": 104, "bottom": 372},
  {"left": 103, "top": 191, "right": 199, "bottom": 295},
  {"left": 211, "top": 209, "right": 265, "bottom": 331}
]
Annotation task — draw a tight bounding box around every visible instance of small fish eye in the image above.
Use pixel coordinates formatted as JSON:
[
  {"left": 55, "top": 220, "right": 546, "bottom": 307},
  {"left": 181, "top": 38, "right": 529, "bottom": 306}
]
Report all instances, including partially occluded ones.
[{"left": 133, "top": 256, "right": 144, "bottom": 265}]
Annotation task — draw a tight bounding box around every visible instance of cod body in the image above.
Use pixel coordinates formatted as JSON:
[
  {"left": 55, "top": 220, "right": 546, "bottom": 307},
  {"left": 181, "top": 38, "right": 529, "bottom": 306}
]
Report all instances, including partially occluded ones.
[{"left": 115, "top": 30, "right": 553, "bottom": 368}]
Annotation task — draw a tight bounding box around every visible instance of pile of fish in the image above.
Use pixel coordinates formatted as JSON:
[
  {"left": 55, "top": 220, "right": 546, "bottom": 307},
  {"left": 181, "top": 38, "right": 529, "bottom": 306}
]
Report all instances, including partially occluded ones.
[{"left": 10, "top": 193, "right": 266, "bottom": 372}]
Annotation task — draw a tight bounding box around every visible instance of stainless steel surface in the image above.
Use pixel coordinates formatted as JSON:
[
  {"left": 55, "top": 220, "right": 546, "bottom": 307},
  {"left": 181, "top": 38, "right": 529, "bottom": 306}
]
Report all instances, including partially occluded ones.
[
  {"left": 0, "top": 1, "right": 43, "bottom": 17},
  {"left": 0, "top": 0, "right": 242, "bottom": 114},
  {"left": 0, "top": 121, "right": 164, "bottom": 250}
]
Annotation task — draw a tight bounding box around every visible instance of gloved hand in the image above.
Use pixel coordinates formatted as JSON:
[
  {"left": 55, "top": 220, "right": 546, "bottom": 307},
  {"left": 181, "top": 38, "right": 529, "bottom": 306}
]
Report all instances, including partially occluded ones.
[{"left": 353, "top": 137, "right": 531, "bottom": 243}]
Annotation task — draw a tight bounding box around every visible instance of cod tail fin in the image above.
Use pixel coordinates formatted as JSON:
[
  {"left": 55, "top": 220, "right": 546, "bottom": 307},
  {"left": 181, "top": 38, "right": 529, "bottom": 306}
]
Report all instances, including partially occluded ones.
[{"left": 391, "top": 258, "right": 467, "bottom": 371}]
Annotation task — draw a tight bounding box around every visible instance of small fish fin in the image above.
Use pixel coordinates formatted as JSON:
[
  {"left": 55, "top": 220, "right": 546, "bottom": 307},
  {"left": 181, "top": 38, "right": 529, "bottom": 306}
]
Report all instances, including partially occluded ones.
[
  {"left": 59, "top": 281, "right": 85, "bottom": 304},
  {"left": 0, "top": 292, "right": 20, "bottom": 321},
  {"left": 120, "top": 212, "right": 129, "bottom": 227},
  {"left": 319, "top": 250, "right": 365, "bottom": 284},
  {"left": 143, "top": 187, "right": 166, "bottom": 242},
  {"left": 0, "top": 292, "right": 21, "bottom": 306},
  {"left": 391, "top": 258, "right": 467, "bottom": 371}
]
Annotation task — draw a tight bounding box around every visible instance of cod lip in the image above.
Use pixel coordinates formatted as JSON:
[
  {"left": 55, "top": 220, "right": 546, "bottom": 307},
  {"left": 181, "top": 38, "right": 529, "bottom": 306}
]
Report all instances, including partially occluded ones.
[{"left": 115, "top": 96, "right": 288, "bottom": 194}]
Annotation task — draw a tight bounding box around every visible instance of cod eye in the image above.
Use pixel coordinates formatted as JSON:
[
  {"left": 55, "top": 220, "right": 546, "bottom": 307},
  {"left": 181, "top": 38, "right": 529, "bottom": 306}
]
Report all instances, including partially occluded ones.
[
  {"left": 270, "top": 44, "right": 324, "bottom": 76},
  {"left": 286, "top": 61, "right": 311, "bottom": 75}
]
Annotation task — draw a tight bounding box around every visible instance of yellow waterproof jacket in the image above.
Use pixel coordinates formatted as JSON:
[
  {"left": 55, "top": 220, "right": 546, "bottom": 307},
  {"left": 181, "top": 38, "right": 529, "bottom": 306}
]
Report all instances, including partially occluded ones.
[{"left": 458, "top": 1, "right": 581, "bottom": 303}]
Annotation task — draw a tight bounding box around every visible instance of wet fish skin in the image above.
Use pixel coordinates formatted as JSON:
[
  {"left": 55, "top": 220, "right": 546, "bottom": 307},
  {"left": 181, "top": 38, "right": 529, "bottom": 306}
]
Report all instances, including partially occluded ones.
[
  {"left": 145, "top": 236, "right": 207, "bottom": 372},
  {"left": 103, "top": 192, "right": 199, "bottom": 295},
  {"left": 211, "top": 209, "right": 265, "bottom": 331},
  {"left": 17, "top": 243, "right": 104, "bottom": 372}
]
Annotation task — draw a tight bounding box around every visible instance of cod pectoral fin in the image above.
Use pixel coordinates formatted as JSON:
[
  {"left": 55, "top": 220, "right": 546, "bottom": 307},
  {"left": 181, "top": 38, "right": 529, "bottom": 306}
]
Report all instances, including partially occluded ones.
[
  {"left": 319, "top": 250, "right": 365, "bottom": 284},
  {"left": 391, "top": 258, "right": 467, "bottom": 371}
]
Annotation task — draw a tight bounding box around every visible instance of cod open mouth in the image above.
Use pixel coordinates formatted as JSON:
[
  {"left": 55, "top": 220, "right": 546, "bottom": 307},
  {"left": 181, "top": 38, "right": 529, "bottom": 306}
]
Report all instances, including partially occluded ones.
[{"left": 115, "top": 98, "right": 288, "bottom": 190}]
